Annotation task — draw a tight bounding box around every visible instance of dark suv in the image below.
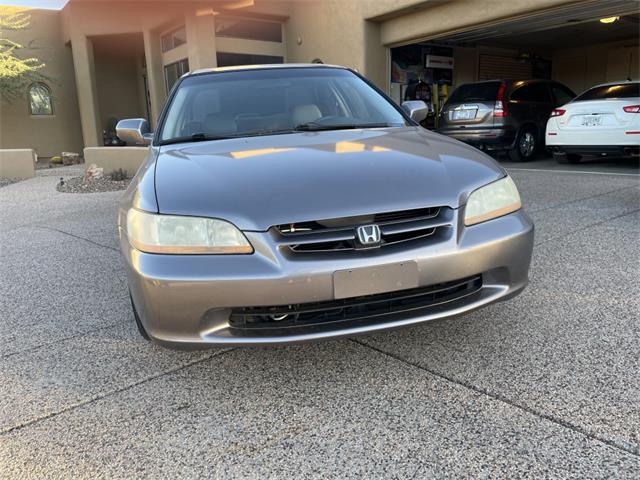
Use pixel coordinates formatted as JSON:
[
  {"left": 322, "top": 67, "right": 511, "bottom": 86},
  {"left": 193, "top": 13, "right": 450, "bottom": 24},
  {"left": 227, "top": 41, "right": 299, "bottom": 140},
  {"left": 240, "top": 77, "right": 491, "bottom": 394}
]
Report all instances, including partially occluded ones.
[{"left": 437, "top": 79, "right": 575, "bottom": 161}]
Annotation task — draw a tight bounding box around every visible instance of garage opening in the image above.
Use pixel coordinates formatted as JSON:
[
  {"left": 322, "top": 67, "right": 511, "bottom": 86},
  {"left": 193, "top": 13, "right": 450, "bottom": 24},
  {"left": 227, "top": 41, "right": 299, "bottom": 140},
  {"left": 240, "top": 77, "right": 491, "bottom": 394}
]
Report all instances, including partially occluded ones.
[{"left": 389, "top": 0, "right": 639, "bottom": 163}]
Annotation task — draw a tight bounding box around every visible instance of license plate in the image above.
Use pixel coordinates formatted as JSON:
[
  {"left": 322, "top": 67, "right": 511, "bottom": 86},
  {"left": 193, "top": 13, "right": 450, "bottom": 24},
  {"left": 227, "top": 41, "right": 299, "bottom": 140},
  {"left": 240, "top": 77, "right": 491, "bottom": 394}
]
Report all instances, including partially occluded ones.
[
  {"left": 333, "top": 261, "right": 419, "bottom": 299},
  {"left": 452, "top": 109, "right": 477, "bottom": 120},
  {"left": 582, "top": 115, "right": 602, "bottom": 127}
]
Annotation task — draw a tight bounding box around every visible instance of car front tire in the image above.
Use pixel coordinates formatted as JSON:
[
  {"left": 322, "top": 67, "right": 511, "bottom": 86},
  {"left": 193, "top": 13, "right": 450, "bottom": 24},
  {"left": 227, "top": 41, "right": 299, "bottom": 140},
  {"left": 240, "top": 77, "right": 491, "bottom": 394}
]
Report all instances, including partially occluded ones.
[
  {"left": 553, "top": 152, "right": 581, "bottom": 164},
  {"left": 508, "top": 128, "right": 537, "bottom": 162}
]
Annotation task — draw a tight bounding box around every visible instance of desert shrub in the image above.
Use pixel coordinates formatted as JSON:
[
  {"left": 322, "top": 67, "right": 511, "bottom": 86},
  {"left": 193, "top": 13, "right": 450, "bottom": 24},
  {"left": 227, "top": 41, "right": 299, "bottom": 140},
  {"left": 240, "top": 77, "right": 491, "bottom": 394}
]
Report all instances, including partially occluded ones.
[{"left": 110, "top": 168, "right": 128, "bottom": 181}]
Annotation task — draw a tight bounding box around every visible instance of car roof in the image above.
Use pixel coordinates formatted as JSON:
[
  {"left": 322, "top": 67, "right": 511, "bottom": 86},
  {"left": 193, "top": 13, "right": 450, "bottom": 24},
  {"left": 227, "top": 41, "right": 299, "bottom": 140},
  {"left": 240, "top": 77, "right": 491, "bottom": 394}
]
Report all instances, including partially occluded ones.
[
  {"left": 584, "top": 80, "right": 639, "bottom": 89},
  {"left": 189, "top": 63, "right": 349, "bottom": 76},
  {"left": 461, "top": 79, "right": 555, "bottom": 84}
]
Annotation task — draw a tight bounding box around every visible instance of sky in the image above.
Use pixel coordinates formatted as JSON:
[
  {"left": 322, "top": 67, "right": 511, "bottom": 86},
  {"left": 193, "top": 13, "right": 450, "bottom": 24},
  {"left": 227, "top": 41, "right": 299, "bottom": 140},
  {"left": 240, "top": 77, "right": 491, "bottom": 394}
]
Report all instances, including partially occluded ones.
[{"left": 1, "top": 0, "right": 68, "bottom": 9}]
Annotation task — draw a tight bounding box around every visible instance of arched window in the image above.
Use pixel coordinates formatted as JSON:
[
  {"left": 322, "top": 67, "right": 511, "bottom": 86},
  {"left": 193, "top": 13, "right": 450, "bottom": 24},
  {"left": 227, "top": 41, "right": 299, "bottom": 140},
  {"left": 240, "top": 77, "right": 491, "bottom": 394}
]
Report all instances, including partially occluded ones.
[{"left": 28, "top": 83, "right": 53, "bottom": 116}]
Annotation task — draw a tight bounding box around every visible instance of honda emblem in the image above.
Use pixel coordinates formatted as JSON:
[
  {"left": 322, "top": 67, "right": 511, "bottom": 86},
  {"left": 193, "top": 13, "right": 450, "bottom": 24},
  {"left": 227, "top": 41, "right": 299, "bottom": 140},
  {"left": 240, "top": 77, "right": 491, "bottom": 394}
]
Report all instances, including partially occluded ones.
[{"left": 356, "top": 224, "right": 382, "bottom": 247}]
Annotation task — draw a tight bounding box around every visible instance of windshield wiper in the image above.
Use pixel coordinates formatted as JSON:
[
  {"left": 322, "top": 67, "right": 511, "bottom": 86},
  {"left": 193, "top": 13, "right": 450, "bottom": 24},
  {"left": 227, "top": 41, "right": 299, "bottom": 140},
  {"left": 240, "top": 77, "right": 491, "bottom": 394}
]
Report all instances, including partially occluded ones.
[
  {"left": 294, "top": 122, "right": 392, "bottom": 131},
  {"left": 159, "top": 132, "right": 237, "bottom": 146},
  {"left": 159, "top": 123, "right": 395, "bottom": 144}
]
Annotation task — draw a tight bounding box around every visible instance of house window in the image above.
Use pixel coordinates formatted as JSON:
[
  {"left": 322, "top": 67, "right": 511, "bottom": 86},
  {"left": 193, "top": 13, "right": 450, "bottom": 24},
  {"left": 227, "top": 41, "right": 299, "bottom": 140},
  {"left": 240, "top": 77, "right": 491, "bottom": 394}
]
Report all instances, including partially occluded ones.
[
  {"left": 215, "top": 17, "right": 282, "bottom": 43},
  {"left": 161, "top": 26, "right": 187, "bottom": 53},
  {"left": 164, "top": 58, "right": 189, "bottom": 94},
  {"left": 29, "top": 82, "right": 53, "bottom": 115}
]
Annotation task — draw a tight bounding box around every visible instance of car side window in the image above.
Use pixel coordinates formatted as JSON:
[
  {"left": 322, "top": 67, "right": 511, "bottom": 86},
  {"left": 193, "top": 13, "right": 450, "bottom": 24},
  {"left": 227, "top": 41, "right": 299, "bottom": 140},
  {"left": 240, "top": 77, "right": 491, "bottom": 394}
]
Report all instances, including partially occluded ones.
[
  {"left": 550, "top": 84, "right": 575, "bottom": 106},
  {"left": 511, "top": 83, "right": 552, "bottom": 103}
]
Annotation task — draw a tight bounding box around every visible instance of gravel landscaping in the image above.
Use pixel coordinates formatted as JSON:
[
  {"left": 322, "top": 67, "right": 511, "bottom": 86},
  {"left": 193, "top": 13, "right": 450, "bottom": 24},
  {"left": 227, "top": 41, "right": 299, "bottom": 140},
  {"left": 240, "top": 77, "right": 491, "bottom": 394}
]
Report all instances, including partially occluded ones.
[{"left": 56, "top": 175, "right": 131, "bottom": 193}]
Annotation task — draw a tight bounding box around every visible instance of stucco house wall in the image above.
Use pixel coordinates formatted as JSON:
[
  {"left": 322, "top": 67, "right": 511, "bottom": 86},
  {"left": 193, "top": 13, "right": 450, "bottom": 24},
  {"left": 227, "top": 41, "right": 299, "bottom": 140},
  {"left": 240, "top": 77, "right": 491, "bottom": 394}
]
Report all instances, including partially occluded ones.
[
  {"left": 0, "top": 8, "right": 83, "bottom": 157},
  {"left": 285, "top": 0, "right": 388, "bottom": 89}
]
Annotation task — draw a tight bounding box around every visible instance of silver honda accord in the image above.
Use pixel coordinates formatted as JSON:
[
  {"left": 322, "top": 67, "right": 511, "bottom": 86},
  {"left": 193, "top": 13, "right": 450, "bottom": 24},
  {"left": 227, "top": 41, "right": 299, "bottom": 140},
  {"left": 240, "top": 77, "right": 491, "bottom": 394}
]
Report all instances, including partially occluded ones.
[{"left": 116, "top": 64, "right": 533, "bottom": 348}]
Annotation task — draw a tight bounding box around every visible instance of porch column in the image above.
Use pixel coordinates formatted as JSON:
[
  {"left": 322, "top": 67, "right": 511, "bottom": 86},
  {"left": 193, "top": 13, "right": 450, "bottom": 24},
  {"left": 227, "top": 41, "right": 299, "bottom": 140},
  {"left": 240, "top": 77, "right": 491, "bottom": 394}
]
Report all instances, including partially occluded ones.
[
  {"left": 142, "top": 28, "right": 166, "bottom": 130},
  {"left": 185, "top": 10, "right": 217, "bottom": 70},
  {"left": 70, "top": 33, "right": 101, "bottom": 147}
]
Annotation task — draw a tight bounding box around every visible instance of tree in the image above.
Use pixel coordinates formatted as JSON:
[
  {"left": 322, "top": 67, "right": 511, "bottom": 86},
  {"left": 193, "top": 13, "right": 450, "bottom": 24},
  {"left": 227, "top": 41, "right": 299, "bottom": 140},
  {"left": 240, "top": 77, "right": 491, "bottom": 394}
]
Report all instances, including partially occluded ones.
[{"left": 0, "top": 7, "right": 47, "bottom": 103}]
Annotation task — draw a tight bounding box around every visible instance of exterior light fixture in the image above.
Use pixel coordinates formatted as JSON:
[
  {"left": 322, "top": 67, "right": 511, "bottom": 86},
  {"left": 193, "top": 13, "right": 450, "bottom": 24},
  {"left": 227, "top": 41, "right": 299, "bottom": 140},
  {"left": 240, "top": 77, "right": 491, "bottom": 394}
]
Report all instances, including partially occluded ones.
[{"left": 599, "top": 17, "right": 620, "bottom": 24}]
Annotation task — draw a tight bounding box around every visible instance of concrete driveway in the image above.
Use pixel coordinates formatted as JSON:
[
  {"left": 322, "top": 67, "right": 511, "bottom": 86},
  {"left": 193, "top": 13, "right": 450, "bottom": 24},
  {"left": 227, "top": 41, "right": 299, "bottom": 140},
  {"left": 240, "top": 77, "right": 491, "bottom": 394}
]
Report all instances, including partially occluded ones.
[{"left": 1, "top": 160, "right": 639, "bottom": 478}]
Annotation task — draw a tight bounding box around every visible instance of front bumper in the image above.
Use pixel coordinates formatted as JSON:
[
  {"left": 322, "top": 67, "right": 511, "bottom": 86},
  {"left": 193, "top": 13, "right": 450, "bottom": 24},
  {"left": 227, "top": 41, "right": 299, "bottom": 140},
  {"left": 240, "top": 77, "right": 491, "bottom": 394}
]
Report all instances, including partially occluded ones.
[{"left": 122, "top": 209, "right": 534, "bottom": 347}]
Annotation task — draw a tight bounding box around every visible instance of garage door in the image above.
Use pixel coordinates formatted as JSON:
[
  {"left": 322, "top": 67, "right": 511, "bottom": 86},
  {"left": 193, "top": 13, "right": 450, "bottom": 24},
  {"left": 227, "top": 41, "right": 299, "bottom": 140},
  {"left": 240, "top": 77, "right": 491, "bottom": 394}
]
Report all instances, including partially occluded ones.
[{"left": 478, "top": 54, "right": 533, "bottom": 80}]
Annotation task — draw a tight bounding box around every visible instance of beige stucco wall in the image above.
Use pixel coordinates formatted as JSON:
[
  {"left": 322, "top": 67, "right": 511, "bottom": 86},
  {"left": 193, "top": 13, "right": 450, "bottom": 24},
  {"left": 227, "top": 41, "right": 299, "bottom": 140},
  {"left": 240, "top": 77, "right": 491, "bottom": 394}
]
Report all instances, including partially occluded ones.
[
  {"left": 0, "top": 149, "right": 37, "bottom": 179},
  {"left": 60, "top": 2, "right": 199, "bottom": 144},
  {"left": 4, "top": 0, "right": 637, "bottom": 157},
  {"left": 84, "top": 146, "right": 148, "bottom": 174},
  {"left": 61, "top": 1, "right": 291, "bottom": 139},
  {"left": 552, "top": 39, "right": 640, "bottom": 94},
  {"left": 0, "top": 9, "right": 83, "bottom": 158},
  {"left": 285, "top": 0, "right": 388, "bottom": 89}
]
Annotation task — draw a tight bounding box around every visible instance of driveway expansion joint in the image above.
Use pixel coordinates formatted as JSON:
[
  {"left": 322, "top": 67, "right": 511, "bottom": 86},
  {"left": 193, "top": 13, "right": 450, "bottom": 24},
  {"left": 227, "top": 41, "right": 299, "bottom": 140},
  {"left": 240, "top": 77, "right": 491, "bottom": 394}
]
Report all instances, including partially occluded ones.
[
  {"left": 0, "top": 348, "right": 235, "bottom": 436},
  {"left": 32, "top": 225, "right": 120, "bottom": 252},
  {"left": 0, "top": 322, "right": 126, "bottom": 360},
  {"left": 507, "top": 167, "right": 640, "bottom": 177},
  {"left": 534, "top": 208, "right": 640, "bottom": 247},
  {"left": 527, "top": 183, "right": 639, "bottom": 215},
  {"left": 350, "top": 338, "right": 640, "bottom": 458}
]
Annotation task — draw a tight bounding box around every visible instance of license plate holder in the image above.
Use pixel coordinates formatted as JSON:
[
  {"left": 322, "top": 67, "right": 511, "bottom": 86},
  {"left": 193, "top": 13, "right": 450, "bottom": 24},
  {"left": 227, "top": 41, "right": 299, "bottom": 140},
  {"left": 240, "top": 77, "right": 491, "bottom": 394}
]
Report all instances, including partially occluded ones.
[
  {"left": 582, "top": 115, "right": 602, "bottom": 127},
  {"left": 452, "top": 109, "right": 477, "bottom": 120},
  {"left": 333, "top": 261, "right": 419, "bottom": 300}
]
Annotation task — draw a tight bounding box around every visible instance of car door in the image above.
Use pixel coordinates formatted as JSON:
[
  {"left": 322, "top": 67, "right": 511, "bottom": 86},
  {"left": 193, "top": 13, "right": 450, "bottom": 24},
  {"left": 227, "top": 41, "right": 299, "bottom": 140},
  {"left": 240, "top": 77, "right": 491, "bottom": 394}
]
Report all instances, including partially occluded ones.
[{"left": 509, "top": 82, "right": 554, "bottom": 140}]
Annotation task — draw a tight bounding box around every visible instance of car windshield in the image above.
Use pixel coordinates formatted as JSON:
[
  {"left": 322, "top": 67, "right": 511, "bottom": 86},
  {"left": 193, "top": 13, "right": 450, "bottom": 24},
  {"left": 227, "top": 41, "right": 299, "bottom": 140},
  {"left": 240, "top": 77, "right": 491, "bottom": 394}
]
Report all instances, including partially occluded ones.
[
  {"left": 446, "top": 81, "right": 500, "bottom": 104},
  {"left": 159, "top": 67, "right": 407, "bottom": 143},
  {"left": 574, "top": 83, "right": 640, "bottom": 101}
]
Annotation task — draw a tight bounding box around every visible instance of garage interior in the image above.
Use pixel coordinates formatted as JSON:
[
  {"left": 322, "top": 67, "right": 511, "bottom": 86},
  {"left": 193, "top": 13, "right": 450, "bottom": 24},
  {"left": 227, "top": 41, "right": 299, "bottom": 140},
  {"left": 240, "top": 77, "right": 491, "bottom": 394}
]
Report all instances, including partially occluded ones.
[{"left": 389, "top": 0, "right": 639, "bottom": 121}]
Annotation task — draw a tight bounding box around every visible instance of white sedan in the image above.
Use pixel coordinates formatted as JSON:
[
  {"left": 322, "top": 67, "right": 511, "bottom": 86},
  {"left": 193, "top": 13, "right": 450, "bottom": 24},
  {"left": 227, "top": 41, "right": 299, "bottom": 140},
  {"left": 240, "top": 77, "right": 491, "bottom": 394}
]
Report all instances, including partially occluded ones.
[{"left": 545, "top": 81, "right": 639, "bottom": 164}]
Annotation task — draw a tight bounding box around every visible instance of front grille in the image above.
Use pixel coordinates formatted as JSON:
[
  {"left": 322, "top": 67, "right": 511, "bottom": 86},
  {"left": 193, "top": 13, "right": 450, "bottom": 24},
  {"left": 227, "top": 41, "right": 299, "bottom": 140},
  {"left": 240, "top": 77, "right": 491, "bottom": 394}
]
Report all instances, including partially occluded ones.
[
  {"left": 273, "top": 206, "right": 452, "bottom": 253},
  {"left": 229, "top": 274, "right": 482, "bottom": 331}
]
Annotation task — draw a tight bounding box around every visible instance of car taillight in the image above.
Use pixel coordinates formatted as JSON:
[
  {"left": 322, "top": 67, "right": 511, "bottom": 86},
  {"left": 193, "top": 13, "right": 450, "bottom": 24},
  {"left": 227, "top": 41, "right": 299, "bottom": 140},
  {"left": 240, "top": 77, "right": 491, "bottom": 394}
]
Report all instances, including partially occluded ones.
[
  {"left": 623, "top": 105, "right": 640, "bottom": 113},
  {"left": 494, "top": 82, "right": 507, "bottom": 117},
  {"left": 550, "top": 109, "right": 566, "bottom": 117}
]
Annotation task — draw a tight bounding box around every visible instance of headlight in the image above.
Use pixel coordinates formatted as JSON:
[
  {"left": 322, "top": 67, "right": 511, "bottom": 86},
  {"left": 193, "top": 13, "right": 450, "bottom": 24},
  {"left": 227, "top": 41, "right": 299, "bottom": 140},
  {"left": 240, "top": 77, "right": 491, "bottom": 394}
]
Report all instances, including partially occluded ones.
[
  {"left": 464, "top": 176, "right": 521, "bottom": 226},
  {"left": 126, "top": 209, "right": 253, "bottom": 254}
]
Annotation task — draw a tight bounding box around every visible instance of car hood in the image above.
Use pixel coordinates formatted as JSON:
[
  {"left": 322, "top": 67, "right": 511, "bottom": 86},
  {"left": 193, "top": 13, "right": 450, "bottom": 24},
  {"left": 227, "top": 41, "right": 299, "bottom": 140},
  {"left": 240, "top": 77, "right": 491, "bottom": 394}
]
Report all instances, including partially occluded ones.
[{"left": 154, "top": 127, "right": 505, "bottom": 231}]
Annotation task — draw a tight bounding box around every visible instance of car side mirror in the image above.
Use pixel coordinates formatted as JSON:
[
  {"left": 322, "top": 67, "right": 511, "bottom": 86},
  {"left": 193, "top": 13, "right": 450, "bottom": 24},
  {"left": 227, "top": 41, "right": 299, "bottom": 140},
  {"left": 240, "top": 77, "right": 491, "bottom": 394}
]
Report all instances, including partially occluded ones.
[
  {"left": 116, "top": 118, "right": 153, "bottom": 146},
  {"left": 401, "top": 100, "right": 429, "bottom": 123}
]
